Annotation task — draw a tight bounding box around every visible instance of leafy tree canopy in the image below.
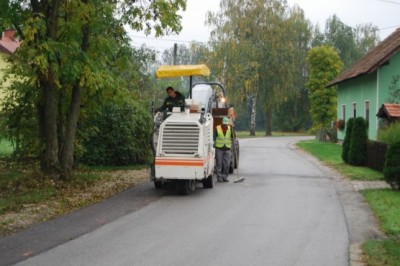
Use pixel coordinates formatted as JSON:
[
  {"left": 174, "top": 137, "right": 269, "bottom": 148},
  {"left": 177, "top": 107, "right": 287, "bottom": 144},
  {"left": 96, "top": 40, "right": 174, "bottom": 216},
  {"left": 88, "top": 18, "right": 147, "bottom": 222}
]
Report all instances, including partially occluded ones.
[
  {"left": 311, "top": 15, "right": 380, "bottom": 68},
  {"left": 206, "top": 0, "right": 312, "bottom": 135},
  {"left": 1, "top": 0, "right": 186, "bottom": 178},
  {"left": 306, "top": 45, "right": 343, "bottom": 134}
]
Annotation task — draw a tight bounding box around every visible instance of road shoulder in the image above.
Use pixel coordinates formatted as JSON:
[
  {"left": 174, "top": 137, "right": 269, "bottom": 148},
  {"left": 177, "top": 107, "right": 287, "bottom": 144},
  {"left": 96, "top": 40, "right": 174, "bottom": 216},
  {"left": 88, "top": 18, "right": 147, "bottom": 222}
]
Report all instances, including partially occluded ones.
[{"left": 0, "top": 181, "right": 160, "bottom": 266}]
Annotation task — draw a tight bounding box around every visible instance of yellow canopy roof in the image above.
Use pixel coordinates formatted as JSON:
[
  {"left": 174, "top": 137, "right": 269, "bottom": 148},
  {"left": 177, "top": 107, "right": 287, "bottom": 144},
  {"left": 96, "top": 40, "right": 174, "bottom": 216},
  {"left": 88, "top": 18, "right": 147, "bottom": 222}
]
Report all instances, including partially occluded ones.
[{"left": 156, "top": 64, "right": 210, "bottom": 78}]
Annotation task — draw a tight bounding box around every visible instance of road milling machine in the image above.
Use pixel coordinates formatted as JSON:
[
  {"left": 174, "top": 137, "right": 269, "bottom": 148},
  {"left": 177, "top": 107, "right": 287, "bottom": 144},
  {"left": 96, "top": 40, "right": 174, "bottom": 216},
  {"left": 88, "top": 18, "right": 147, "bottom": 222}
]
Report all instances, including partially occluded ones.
[{"left": 151, "top": 64, "right": 239, "bottom": 195}]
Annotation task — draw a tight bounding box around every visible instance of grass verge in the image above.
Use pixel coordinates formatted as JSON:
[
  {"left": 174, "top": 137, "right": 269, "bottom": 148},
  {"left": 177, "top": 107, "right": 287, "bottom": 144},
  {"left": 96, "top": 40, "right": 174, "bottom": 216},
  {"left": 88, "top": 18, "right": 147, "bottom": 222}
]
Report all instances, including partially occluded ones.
[
  {"left": 0, "top": 159, "right": 149, "bottom": 236},
  {"left": 297, "top": 139, "right": 399, "bottom": 265},
  {"left": 362, "top": 189, "right": 400, "bottom": 265},
  {"left": 296, "top": 140, "right": 383, "bottom": 181}
]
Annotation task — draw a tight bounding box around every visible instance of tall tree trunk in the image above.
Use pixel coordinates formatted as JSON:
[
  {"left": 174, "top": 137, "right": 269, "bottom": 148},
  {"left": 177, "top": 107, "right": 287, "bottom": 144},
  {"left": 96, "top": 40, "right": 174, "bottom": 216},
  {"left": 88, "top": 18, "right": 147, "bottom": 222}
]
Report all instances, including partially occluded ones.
[
  {"left": 41, "top": 78, "right": 60, "bottom": 177},
  {"left": 60, "top": 83, "right": 81, "bottom": 177},
  {"left": 265, "top": 106, "right": 272, "bottom": 136},
  {"left": 316, "top": 128, "right": 328, "bottom": 142},
  {"left": 38, "top": 0, "right": 62, "bottom": 177},
  {"left": 59, "top": 25, "right": 89, "bottom": 178},
  {"left": 250, "top": 92, "right": 257, "bottom": 136}
]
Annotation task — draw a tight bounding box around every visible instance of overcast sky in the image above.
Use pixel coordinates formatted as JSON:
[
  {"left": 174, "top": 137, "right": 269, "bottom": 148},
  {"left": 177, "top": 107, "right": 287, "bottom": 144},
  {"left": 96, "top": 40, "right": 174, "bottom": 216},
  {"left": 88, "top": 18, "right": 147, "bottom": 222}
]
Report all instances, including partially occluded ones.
[{"left": 128, "top": 0, "right": 400, "bottom": 54}]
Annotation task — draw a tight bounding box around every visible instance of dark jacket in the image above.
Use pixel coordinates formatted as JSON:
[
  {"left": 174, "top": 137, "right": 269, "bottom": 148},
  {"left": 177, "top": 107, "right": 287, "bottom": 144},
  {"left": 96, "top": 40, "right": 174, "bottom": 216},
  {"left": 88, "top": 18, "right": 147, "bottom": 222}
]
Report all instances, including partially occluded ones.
[{"left": 158, "top": 91, "right": 185, "bottom": 112}]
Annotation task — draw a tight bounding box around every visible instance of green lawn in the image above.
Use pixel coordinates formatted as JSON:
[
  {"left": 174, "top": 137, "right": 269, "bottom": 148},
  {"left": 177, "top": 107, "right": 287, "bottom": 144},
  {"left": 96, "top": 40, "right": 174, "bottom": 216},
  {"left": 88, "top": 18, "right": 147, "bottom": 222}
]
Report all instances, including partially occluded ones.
[
  {"left": 297, "top": 139, "right": 398, "bottom": 265},
  {"left": 362, "top": 190, "right": 400, "bottom": 235},
  {"left": 362, "top": 189, "right": 400, "bottom": 266},
  {"left": 297, "top": 140, "right": 383, "bottom": 181}
]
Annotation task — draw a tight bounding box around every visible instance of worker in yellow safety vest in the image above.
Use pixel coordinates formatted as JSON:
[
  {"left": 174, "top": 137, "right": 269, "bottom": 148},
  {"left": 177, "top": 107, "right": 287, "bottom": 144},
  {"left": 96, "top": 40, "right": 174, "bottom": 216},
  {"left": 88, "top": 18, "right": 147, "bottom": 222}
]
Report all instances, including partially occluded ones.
[{"left": 214, "top": 116, "right": 232, "bottom": 182}]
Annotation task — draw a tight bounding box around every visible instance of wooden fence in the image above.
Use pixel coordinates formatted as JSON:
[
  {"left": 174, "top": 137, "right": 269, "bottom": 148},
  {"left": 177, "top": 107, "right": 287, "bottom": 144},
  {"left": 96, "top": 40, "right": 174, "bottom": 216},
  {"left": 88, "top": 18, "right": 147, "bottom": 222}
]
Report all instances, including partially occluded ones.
[{"left": 366, "top": 140, "right": 388, "bottom": 172}]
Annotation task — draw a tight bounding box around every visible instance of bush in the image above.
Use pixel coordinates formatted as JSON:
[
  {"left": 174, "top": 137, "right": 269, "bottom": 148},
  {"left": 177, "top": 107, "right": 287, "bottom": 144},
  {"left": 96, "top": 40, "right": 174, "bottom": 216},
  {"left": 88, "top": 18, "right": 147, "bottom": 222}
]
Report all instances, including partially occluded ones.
[
  {"left": 0, "top": 104, "right": 40, "bottom": 158},
  {"left": 383, "top": 142, "right": 400, "bottom": 190},
  {"left": 79, "top": 101, "right": 152, "bottom": 166},
  {"left": 348, "top": 117, "right": 368, "bottom": 166},
  {"left": 342, "top": 117, "right": 354, "bottom": 163},
  {"left": 378, "top": 121, "right": 400, "bottom": 145}
]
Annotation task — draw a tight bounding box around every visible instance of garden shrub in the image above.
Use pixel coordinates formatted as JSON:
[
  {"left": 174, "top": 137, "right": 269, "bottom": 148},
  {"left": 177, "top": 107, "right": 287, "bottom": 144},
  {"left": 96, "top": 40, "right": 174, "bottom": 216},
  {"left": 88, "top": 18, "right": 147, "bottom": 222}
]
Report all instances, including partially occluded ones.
[
  {"left": 377, "top": 121, "right": 400, "bottom": 145},
  {"left": 383, "top": 142, "right": 400, "bottom": 190},
  {"left": 348, "top": 117, "right": 368, "bottom": 166},
  {"left": 341, "top": 117, "right": 354, "bottom": 163},
  {"left": 0, "top": 101, "right": 40, "bottom": 158},
  {"left": 79, "top": 101, "right": 152, "bottom": 166}
]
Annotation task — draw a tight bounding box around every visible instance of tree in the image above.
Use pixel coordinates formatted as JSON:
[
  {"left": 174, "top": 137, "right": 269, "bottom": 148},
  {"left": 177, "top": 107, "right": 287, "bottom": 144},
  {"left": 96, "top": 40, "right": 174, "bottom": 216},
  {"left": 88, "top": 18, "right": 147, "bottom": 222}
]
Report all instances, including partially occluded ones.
[
  {"left": 323, "top": 15, "right": 359, "bottom": 68},
  {"left": 306, "top": 46, "right": 343, "bottom": 141},
  {"left": 207, "top": 0, "right": 312, "bottom": 136},
  {"left": 272, "top": 5, "right": 312, "bottom": 132},
  {"left": 162, "top": 42, "right": 209, "bottom": 66},
  {"left": 341, "top": 117, "right": 354, "bottom": 163},
  {"left": 384, "top": 142, "right": 400, "bottom": 190},
  {"left": 0, "top": 0, "right": 29, "bottom": 38},
  {"left": 310, "top": 24, "right": 325, "bottom": 47},
  {"left": 348, "top": 117, "right": 368, "bottom": 166},
  {"left": 354, "top": 23, "right": 380, "bottom": 56},
  {"left": 315, "top": 15, "right": 380, "bottom": 68},
  {"left": 1, "top": 0, "right": 186, "bottom": 179}
]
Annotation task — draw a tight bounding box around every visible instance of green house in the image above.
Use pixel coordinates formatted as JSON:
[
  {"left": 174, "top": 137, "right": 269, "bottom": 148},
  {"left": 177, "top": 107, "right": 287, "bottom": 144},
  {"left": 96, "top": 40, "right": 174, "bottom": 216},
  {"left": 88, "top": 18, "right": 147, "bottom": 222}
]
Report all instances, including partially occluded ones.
[{"left": 328, "top": 28, "right": 400, "bottom": 140}]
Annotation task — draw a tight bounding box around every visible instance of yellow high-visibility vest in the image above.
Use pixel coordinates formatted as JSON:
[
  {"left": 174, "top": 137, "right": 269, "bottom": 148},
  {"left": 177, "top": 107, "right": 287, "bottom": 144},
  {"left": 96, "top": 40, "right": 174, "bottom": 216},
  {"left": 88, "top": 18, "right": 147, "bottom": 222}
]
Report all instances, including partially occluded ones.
[{"left": 215, "top": 125, "right": 232, "bottom": 148}]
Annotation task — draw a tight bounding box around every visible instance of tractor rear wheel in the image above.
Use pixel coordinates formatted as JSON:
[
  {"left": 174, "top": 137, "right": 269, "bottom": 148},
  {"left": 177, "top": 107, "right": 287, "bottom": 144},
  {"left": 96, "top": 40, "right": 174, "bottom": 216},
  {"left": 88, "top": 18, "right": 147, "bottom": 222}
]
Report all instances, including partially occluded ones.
[
  {"left": 154, "top": 180, "right": 163, "bottom": 189},
  {"left": 202, "top": 175, "right": 214, "bottom": 188},
  {"left": 176, "top": 180, "right": 195, "bottom": 195}
]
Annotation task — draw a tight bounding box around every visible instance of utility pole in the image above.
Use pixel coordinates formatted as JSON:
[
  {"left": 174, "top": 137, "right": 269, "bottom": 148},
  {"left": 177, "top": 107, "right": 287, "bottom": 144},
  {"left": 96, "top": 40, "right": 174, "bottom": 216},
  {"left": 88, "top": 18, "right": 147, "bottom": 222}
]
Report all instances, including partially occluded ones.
[{"left": 173, "top": 43, "right": 177, "bottom": 65}]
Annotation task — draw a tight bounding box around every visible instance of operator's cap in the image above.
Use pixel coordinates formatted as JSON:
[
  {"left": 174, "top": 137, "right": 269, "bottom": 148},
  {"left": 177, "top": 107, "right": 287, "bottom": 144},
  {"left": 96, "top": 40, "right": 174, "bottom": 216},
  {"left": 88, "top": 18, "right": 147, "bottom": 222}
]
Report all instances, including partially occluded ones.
[{"left": 222, "top": 116, "right": 230, "bottom": 125}]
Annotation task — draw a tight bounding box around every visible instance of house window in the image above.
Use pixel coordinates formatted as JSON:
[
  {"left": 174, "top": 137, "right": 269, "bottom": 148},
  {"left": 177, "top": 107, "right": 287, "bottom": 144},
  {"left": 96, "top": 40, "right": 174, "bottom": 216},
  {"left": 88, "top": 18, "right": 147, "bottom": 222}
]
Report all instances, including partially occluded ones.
[
  {"left": 352, "top": 102, "right": 356, "bottom": 118},
  {"left": 365, "top": 100, "right": 370, "bottom": 127},
  {"left": 342, "top": 105, "right": 346, "bottom": 121}
]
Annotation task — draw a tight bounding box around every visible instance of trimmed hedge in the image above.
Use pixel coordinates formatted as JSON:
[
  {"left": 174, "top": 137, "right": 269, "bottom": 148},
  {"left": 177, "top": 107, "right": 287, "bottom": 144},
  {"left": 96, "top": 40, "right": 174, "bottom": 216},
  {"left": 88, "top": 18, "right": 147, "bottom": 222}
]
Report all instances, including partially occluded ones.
[
  {"left": 384, "top": 142, "right": 400, "bottom": 190},
  {"left": 341, "top": 117, "right": 354, "bottom": 163},
  {"left": 348, "top": 117, "right": 368, "bottom": 166}
]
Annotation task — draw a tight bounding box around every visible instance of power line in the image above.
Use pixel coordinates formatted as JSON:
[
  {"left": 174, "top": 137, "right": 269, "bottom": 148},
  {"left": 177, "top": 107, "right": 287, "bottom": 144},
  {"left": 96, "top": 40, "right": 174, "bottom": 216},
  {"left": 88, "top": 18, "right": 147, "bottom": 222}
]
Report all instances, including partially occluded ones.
[
  {"left": 128, "top": 34, "right": 207, "bottom": 44},
  {"left": 377, "top": 0, "right": 400, "bottom": 5}
]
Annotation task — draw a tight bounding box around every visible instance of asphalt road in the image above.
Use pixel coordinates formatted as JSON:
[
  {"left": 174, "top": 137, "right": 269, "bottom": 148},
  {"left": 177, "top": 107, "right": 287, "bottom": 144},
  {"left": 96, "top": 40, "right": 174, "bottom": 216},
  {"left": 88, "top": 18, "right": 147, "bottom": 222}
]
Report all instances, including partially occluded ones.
[{"left": 2, "top": 136, "right": 383, "bottom": 266}]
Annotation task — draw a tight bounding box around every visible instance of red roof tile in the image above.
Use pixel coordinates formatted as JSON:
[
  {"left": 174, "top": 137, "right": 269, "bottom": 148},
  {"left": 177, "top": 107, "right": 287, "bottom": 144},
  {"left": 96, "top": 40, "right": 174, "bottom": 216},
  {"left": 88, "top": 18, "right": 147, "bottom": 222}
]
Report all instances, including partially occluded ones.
[
  {"left": 377, "top": 104, "right": 400, "bottom": 118},
  {"left": 327, "top": 27, "right": 400, "bottom": 87},
  {"left": 0, "top": 30, "right": 20, "bottom": 55}
]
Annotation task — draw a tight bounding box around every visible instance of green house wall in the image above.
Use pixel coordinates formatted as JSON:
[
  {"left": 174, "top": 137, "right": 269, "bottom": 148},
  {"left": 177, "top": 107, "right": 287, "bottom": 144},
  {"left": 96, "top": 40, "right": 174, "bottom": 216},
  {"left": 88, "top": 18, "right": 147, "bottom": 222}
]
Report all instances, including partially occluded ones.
[{"left": 337, "top": 52, "right": 400, "bottom": 140}]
